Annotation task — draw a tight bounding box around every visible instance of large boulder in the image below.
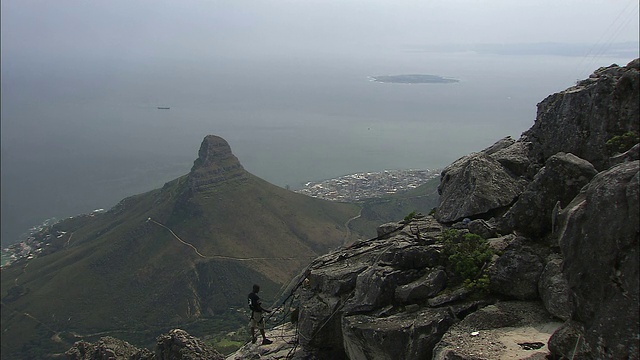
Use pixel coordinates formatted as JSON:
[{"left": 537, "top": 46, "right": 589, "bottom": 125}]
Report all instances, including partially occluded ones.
[
  {"left": 155, "top": 329, "right": 224, "bottom": 360},
  {"left": 502, "top": 152, "right": 597, "bottom": 236},
  {"left": 66, "top": 337, "right": 153, "bottom": 360},
  {"left": 344, "top": 265, "right": 419, "bottom": 313},
  {"left": 342, "top": 308, "right": 454, "bottom": 360},
  {"left": 552, "top": 160, "right": 639, "bottom": 359},
  {"left": 538, "top": 254, "right": 573, "bottom": 321},
  {"left": 488, "top": 245, "right": 544, "bottom": 300},
  {"left": 65, "top": 329, "right": 223, "bottom": 360},
  {"left": 436, "top": 152, "right": 528, "bottom": 223},
  {"left": 395, "top": 268, "right": 447, "bottom": 305},
  {"left": 490, "top": 139, "right": 537, "bottom": 179},
  {"left": 524, "top": 59, "right": 640, "bottom": 171}
]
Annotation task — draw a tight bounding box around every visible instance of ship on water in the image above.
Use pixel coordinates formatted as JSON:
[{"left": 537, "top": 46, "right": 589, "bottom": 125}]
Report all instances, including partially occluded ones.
[{"left": 157, "top": 106, "right": 170, "bottom": 110}]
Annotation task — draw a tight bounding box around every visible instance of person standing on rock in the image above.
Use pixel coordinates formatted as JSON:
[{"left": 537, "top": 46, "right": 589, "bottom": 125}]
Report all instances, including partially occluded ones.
[{"left": 248, "top": 284, "right": 273, "bottom": 345}]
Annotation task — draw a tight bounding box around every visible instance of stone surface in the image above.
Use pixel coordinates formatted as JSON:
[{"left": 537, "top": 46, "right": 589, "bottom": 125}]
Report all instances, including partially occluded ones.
[
  {"left": 502, "top": 152, "right": 597, "bottom": 236},
  {"left": 155, "top": 329, "right": 224, "bottom": 360},
  {"left": 344, "top": 265, "right": 419, "bottom": 313},
  {"left": 342, "top": 308, "right": 454, "bottom": 360},
  {"left": 65, "top": 329, "right": 223, "bottom": 360},
  {"left": 553, "top": 160, "right": 639, "bottom": 359},
  {"left": 538, "top": 254, "right": 573, "bottom": 321},
  {"left": 395, "top": 269, "right": 447, "bottom": 304},
  {"left": 436, "top": 152, "right": 527, "bottom": 223},
  {"left": 524, "top": 59, "right": 639, "bottom": 171},
  {"left": 66, "top": 337, "right": 153, "bottom": 360},
  {"left": 189, "top": 135, "right": 247, "bottom": 191},
  {"left": 467, "top": 219, "right": 498, "bottom": 239},
  {"left": 488, "top": 247, "right": 544, "bottom": 300},
  {"left": 490, "top": 139, "right": 536, "bottom": 179},
  {"left": 433, "top": 301, "right": 561, "bottom": 360}
]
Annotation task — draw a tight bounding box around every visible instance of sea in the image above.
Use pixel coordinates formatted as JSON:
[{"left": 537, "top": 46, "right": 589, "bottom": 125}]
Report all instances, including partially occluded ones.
[{"left": 1, "top": 48, "right": 637, "bottom": 247}]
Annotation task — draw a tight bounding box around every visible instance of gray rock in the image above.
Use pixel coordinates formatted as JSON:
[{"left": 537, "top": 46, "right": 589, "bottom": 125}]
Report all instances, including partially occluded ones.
[
  {"left": 486, "top": 234, "right": 515, "bottom": 253},
  {"left": 433, "top": 301, "right": 561, "bottom": 360},
  {"left": 436, "top": 152, "right": 528, "bottom": 223},
  {"left": 524, "top": 60, "right": 640, "bottom": 171},
  {"left": 502, "top": 152, "right": 597, "bottom": 236},
  {"left": 298, "top": 293, "right": 343, "bottom": 352},
  {"left": 608, "top": 142, "right": 640, "bottom": 167},
  {"left": 345, "top": 265, "right": 418, "bottom": 313},
  {"left": 547, "top": 321, "right": 592, "bottom": 360},
  {"left": 480, "top": 136, "right": 516, "bottom": 155},
  {"left": 65, "top": 329, "right": 223, "bottom": 360},
  {"left": 66, "top": 337, "right": 154, "bottom": 360},
  {"left": 342, "top": 308, "right": 454, "bottom": 360},
  {"left": 395, "top": 269, "right": 447, "bottom": 304},
  {"left": 428, "top": 286, "right": 474, "bottom": 307},
  {"left": 490, "top": 139, "right": 537, "bottom": 178},
  {"left": 307, "top": 262, "right": 368, "bottom": 296},
  {"left": 155, "top": 329, "right": 224, "bottom": 360},
  {"left": 378, "top": 244, "right": 441, "bottom": 269},
  {"left": 553, "top": 160, "right": 639, "bottom": 359},
  {"left": 377, "top": 222, "right": 402, "bottom": 238},
  {"left": 467, "top": 219, "right": 498, "bottom": 239},
  {"left": 488, "top": 248, "right": 543, "bottom": 300},
  {"left": 538, "top": 254, "right": 573, "bottom": 321}
]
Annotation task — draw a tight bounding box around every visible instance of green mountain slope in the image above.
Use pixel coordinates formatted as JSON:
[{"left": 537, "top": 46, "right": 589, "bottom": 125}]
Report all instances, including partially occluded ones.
[{"left": 1, "top": 136, "right": 362, "bottom": 359}]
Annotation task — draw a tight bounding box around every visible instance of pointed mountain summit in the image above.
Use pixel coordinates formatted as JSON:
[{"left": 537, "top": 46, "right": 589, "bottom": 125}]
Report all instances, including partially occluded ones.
[
  {"left": 189, "top": 135, "right": 246, "bottom": 190},
  {"left": 0, "top": 135, "right": 364, "bottom": 359}
]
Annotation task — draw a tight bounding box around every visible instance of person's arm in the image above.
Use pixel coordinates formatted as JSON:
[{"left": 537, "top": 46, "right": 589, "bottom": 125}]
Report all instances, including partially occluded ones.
[{"left": 258, "top": 300, "right": 271, "bottom": 313}]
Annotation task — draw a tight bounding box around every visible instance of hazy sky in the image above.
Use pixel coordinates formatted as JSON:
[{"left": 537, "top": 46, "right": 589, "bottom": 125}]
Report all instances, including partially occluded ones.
[
  {"left": 2, "top": 0, "right": 639, "bottom": 63},
  {"left": 1, "top": 0, "right": 639, "bottom": 246}
]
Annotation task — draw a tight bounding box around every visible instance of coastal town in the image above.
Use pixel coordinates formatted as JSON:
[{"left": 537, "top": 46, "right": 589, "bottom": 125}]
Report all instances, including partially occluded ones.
[
  {"left": 1, "top": 209, "right": 105, "bottom": 268},
  {"left": 294, "top": 169, "right": 440, "bottom": 201},
  {"left": 1, "top": 169, "right": 440, "bottom": 268}
]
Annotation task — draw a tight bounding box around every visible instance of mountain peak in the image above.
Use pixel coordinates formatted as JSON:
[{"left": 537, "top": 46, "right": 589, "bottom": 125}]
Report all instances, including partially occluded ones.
[{"left": 189, "top": 135, "right": 246, "bottom": 190}]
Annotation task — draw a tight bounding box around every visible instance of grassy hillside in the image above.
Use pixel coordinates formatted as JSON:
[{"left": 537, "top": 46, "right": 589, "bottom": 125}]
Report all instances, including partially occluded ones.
[{"left": 1, "top": 167, "right": 362, "bottom": 359}]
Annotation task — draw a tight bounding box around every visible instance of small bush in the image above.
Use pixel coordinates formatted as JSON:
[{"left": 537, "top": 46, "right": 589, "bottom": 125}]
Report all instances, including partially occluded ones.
[
  {"left": 441, "top": 230, "right": 494, "bottom": 286},
  {"left": 606, "top": 131, "right": 639, "bottom": 154},
  {"left": 404, "top": 211, "right": 417, "bottom": 222}
]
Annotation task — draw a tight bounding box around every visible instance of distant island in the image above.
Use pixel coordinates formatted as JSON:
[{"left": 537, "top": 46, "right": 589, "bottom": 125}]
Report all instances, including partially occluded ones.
[{"left": 371, "top": 74, "right": 459, "bottom": 84}]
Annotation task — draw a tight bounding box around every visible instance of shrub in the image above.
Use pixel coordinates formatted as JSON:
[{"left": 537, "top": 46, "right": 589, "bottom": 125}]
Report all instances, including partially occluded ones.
[
  {"left": 441, "top": 230, "right": 494, "bottom": 286},
  {"left": 404, "top": 211, "right": 417, "bottom": 222},
  {"left": 606, "top": 131, "right": 639, "bottom": 154}
]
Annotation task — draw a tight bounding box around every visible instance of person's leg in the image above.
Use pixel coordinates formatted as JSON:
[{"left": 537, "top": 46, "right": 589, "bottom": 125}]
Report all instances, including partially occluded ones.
[{"left": 258, "top": 316, "right": 272, "bottom": 344}]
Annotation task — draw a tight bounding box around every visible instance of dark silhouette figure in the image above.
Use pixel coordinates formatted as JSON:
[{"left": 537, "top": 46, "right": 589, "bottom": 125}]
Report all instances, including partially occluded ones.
[{"left": 248, "top": 284, "right": 272, "bottom": 345}]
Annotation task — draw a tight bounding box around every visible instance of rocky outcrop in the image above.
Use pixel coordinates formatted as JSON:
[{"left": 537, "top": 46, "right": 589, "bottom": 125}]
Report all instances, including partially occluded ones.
[
  {"left": 551, "top": 160, "right": 639, "bottom": 359},
  {"left": 436, "top": 151, "right": 528, "bottom": 223},
  {"left": 502, "top": 152, "right": 598, "bottom": 236},
  {"left": 537, "top": 254, "right": 573, "bottom": 321},
  {"left": 488, "top": 245, "right": 544, "bottom": 300},
  {"left": 227, "top": 60, "right": 639, "bottom": 360},
  {"left": 342, "top": 307, "right": 454, "bottom": 360},
  {"left": 65, "top": 336, "right": 153, "bottom": 360},
  {"left": 188, "top": 135, "right": 247, "bottom": 191},
  {"left": 65, "top": 329, "right": 224, "bottom": 360},
  {"left": 524, "top": 59, "right": 639, "bottom": 171}
]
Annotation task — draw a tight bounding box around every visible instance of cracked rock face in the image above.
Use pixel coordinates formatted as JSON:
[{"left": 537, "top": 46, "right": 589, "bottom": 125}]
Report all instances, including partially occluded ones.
[
  {"left": 65, "top": 329, "right": 224, "bottom": 360},
  {"left": 189, "top": 135, "right": 247, "bottom": 191},
  {"left": 524, "top": 59, "right": 640, "bottom": 171},
  {"left": 502, "top": 152, "right": 598, "bottom": 237},
  {"left": 554, "top": 160, "right": 639, "bottom": 359},
  {"left": 436, "top": 152, "right": 528, "bottom": 223}
]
